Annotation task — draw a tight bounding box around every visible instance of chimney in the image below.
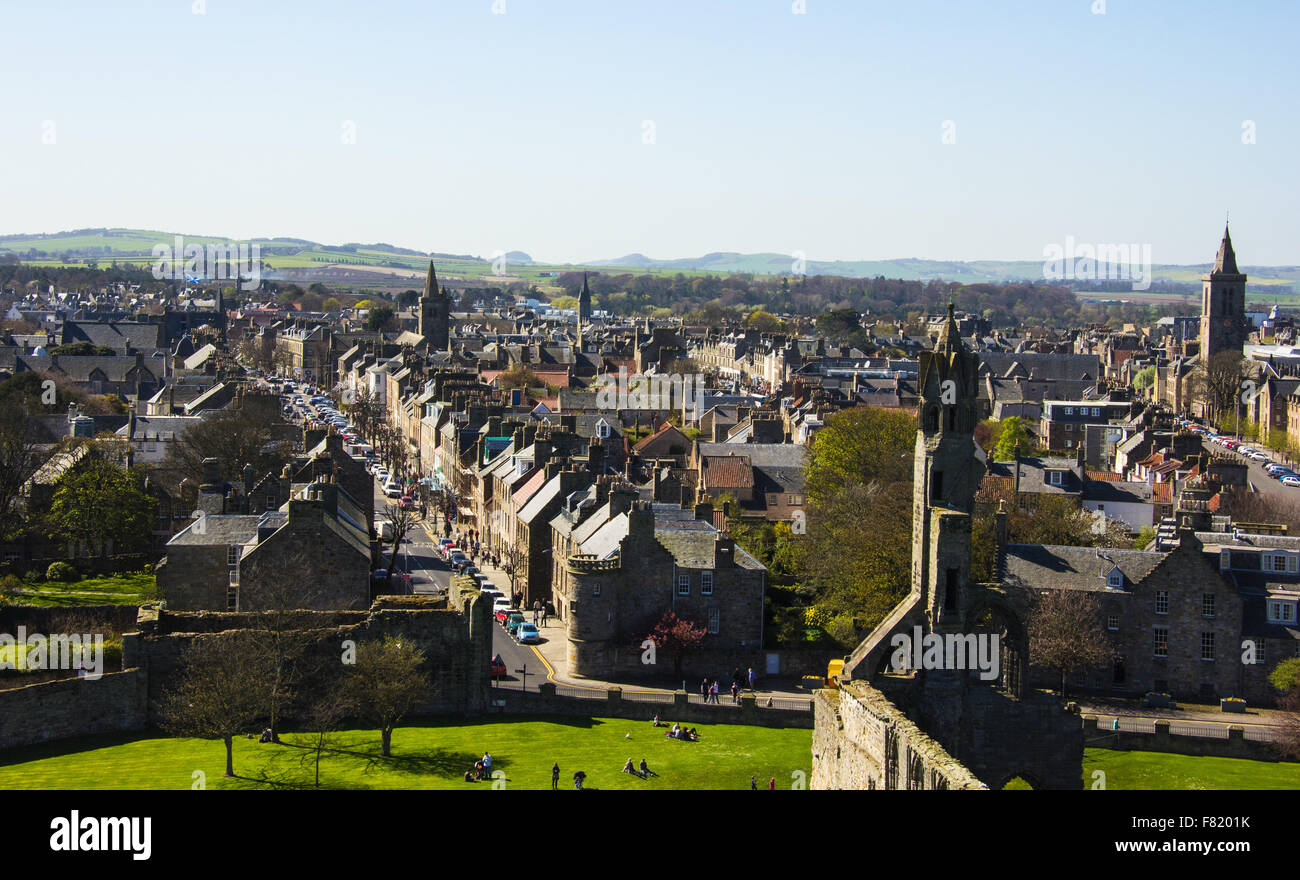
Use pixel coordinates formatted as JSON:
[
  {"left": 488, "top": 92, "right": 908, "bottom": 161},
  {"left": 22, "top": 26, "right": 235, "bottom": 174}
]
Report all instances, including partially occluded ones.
[
  {"left": 714, "top": 531, "right": 735, "bottom": 569},
  {"left": 609, "top": 486, "right": 637, "bottom": 516},
  {"left": 995, "top": 499, "right": 1009, "bottom": 553},
  {"left": 627, "top": 499, "right": 655, "bottom": 540}
]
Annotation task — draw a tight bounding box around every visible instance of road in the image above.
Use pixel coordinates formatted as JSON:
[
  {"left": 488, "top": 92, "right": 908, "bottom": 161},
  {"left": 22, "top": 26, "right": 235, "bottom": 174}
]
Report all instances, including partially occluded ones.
[{"left": 373, "top": 476, "right": 546, "bottom": 691}]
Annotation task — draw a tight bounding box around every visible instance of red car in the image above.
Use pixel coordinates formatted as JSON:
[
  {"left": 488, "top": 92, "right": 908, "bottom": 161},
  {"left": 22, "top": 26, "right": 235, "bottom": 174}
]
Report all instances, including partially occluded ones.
[
  {"left": 489, "top": 654, "right": 507, "bottom": 679},
  {"left": 398, "top": 495, "right": 414, "bottom": 510}
]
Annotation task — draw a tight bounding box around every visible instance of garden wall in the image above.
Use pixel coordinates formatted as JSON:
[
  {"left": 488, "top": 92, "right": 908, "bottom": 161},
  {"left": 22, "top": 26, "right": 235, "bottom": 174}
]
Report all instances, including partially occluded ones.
[
  {"left": 0, "top": 668, "right": 148, "bottom": 750},
  {"left": 493, "top": 684, "right": 813, "bottom": 729},
  {"left": 1082, "top": 715, "right": 1282, "bottom": 762}
]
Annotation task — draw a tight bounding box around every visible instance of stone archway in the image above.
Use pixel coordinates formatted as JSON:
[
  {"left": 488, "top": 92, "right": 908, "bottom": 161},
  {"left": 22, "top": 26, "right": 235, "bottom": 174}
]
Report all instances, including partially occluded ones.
[{"left": 964, "top": 592, "right": 1029, "bottom": 699}]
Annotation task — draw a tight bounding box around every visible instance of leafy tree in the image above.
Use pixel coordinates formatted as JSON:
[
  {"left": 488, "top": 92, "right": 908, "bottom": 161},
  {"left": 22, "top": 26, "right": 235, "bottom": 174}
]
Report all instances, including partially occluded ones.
[
  {"left": 1270, "top": 657, "right": 1300, "bottom": 694},
  {"left": 1133, "top": 365, "right": 1157, "bottom": 392},
  {"left": 804, "top": 407, "right": 915, "bottom": 508},
  {"left": 365, "top": 306, "right": 396, "bottom": 332},
  {"left": 338, "top": 635, "right": 430, "bottom": 757},
  {"left": 497, "top": 364, "right": 541, "bottom": 391},
  {"left": 47, "top": 457, "right": 156, "bottom": 556},
  {"left": 991, "top": 416, "right": 1033, "bottom": 461},
  {"left": 644, "top": 610, "right": 708, "bottom": 678}
]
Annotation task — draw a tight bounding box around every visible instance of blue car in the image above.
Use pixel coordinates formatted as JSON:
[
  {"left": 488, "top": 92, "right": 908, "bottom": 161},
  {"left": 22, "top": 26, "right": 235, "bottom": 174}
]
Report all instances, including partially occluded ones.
[{"left": 517, "top": 622, "right": 541, "bottom": 644}]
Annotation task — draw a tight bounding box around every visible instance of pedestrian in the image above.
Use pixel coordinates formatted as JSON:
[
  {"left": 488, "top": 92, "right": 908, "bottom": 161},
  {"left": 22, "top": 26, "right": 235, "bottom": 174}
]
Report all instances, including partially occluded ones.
[
  {"left": 748, "top": 667, "right": 756, "bottom": 691},
  {"left": 750, "top": 775, "right": 758, "bottom": 790},
  {"left": 551, "top": 762, "right": 560, "bottom": 790},
  {"left": 768, "top": 776, "right": 775, "bottom": 790},
  {"left": 731, "top": 681, "right": 740, "bottom": 703},
  {"left": 533, "top": 608, "right": 539, "bottom": 626},
  {"left": 700, "top": 678, "right": 708, "bottom": 700}
]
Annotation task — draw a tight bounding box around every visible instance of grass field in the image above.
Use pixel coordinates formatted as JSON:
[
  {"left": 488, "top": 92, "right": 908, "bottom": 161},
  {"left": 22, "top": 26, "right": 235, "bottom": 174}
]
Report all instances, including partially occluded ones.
[
  {"left": 6, "top": 572, "right": 155, "bottom": 607},
  {"left": 0, "top": 716, "right": 812, "bottom": 791},
  {"left": 1080, "top": 749, "right": 1300, "bottom": 790}
]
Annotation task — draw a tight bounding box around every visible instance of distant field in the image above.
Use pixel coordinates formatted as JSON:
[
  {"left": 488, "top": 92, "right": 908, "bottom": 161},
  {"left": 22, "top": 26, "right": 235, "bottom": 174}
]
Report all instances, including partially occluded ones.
[{"left": 0, "top": 716, "right": 812, "bottom": 791}]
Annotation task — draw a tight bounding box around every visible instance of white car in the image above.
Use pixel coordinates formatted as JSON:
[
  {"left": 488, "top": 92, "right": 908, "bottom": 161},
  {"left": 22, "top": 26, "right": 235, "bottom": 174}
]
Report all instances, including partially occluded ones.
[
  {"left": 1283, "top": 476, "right": 1300, "bottom": 488},
  {"left": 492, "top": 597, "right": 513, "bottom": 616}
]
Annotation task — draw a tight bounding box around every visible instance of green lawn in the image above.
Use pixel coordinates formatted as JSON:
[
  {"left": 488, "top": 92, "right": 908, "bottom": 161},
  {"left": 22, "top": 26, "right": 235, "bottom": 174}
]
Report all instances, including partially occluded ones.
[
  {"left": 1082, "top": 748, "right": 1300, "bottom": 790},
  {"left": 7, "top": 572, "right": 155, "bottom": 607},
  {"left": 0, "top": 716, "right": 812, "bottom": 791}
]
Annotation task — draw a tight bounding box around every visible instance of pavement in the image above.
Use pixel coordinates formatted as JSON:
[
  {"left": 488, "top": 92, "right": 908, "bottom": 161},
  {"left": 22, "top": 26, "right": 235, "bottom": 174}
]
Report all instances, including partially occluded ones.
[{"left": 1074, "top": 695, "right": 1286, "bottom": 731}]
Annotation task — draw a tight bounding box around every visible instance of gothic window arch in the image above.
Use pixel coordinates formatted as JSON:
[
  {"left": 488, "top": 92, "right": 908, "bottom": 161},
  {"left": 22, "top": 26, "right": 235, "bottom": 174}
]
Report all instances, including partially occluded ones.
[{"left": 925, "top": 406, "right": 939, "bottom": 433}]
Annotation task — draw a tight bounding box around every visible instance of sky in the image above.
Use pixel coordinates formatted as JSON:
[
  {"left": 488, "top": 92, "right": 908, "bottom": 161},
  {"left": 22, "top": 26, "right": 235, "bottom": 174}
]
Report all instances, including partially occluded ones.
[{"left": 1, "top": 0, "right": 1296, "bottom": 266}]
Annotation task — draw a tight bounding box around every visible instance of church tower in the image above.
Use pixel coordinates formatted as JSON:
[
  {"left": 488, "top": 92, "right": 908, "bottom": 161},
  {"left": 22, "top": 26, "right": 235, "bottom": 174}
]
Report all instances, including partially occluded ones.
[
  {"left": 419, "top": 260, "right": 450, "bottom": 351},
  {"left": 578, "top": 272, "right": 592, "bottom": 321},
  {"left": 913, "top": 304, "right": 985, "bottom": 629},
  {"left": 1199, "top": 225, "right": 1248, "bottom": 359}
]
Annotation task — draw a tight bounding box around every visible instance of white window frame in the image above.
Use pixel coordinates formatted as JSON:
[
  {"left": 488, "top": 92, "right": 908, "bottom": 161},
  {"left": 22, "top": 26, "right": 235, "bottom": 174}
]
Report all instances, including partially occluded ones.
[
  {"left": 677, "top": 573, "right": 690, "bottom": 596},
  {"left": 1155, "top": 590, "right": 1169, "bottom": 615},
  {"left": 1153, "top": 627, "right": 1168, "bottom": 657},
  {"left": 1049, "top": 471, "right": 1063, "bottom": 486},
  {"left": 1201, "top": 631, "right": 1216, "bottom": 662},
  {"left": 1107, "top": 615, "right": 1119, "bottom": 631},
  {"left": 707, "top": 607, "right": 720, "bottom": 634},
  {"left": 701, "top": 571, "right": 714, "bottom": 595},
  {"left": 1107, "top": 570, "right": 1123, "bottom": 588}
]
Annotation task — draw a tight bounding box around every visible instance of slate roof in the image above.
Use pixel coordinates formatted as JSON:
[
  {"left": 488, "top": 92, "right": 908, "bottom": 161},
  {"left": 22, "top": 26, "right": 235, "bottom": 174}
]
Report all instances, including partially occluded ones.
[
  {"left": 1002, "top": 543, "right": 1166, "bottom": 591},
  {"left": 695, "top": 442, "right": 806, "bottom": 468},
  {"left": 167, "top": 514, "right": 262, "bottom": 546}
]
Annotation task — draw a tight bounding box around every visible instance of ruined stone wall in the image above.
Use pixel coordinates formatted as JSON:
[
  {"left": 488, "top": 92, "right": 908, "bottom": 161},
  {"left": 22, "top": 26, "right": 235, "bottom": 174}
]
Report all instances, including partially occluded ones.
[
  {"left": 0, "top": 668, "right": 147, "bottom": 750},
  {"left": 132, "top": 596, "right": 491, "bottom": 724},
  {"left": 812, "top": 682, "right": 987, "bottom": 790}
]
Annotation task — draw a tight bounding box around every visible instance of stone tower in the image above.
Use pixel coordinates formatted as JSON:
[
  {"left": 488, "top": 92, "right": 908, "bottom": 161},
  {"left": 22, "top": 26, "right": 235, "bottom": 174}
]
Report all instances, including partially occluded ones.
[
  {"left": 912, "top": 303, "right": 986, "bottom": 629},
  {"left": 1199, "top": 225, "right": 1248, "bottom": 359},
  {"left": 419, "top": 260, "right": 450, "bottom": 351}
]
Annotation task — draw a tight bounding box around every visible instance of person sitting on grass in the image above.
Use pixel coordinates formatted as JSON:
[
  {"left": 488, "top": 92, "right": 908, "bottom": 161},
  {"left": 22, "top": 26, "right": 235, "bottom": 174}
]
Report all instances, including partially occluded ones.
[
  {"left": 652, "top": 714, "right": 667, "bottom": 727},
  {"left": 687, "top": 727, "right": 699, "bottom": 742},
  {"left": 622, "top": 757, "right": 645, "bottom": 778},
  {"left": 640, "top": 758, "right": 658, "bottom": 778},
  {"left": 668, "top": 723, "right": 680, "bottom": 738},
  {"left": 464, "top": 769, "right": 476, "bottom": 783}
]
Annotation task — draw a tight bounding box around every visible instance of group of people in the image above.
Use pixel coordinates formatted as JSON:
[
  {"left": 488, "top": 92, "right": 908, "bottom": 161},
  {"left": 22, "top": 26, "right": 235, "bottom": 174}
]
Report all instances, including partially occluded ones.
[
  {"left": 621, "top": 757, "right": 658, "bottom": 779},
  {"left": 750, "top": 775, "right": 777, "bottom": 790},
  {"left": 699, "top": 668, "right": 758, "bottom": 704},
  {"left": 551, "top": 763, "right": 587, "bottom": 790},
  {"left": 464, "top": 751, "right": 494, "bottom": 782}
]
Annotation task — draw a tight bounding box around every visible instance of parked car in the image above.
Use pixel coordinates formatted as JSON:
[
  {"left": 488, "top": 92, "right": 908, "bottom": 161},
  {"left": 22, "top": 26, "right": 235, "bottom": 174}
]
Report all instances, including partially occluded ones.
[
  {"left": 492, "top": 597, "right": 513, "bottom": 616},
  {"left": 517, "top": 622, "right": 541, "bottom": 644},
  {"left": 489, "top": 654, "right": 507, "bottom": 679},
  {"left": 384, "top": 484, "right": 402, "bottom": 499},
  {"left": 506, "top": 612, "right": 526, "bottom": 637},
  {"left": 398, "top": 495, "right": 414, "bottom": 510},
  {"left": 1283, "top": 476, "right": 1300, "bottom": 488}
]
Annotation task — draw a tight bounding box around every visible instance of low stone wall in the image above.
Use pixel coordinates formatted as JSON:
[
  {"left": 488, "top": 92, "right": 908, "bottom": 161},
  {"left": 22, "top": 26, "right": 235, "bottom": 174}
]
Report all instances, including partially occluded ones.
[
  {"left": 0, "top": 604, "right": 142, "bottom": 636},
  {"left": 1082, "top": 715, "right": 1282, "bottom": 761},
  {"left": 492, "top": 684, "right": 812, "bottom": 729},
  {"left": 0, "top": 668, "right": 148, "bottom": 750},
  {"left": 811, "top": 682, "right": 988, "bottom": 790}
]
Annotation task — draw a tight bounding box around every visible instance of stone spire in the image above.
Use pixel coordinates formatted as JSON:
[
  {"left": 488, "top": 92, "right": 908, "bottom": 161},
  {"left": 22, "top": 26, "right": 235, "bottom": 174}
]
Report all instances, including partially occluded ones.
[
  {"left": 423, "top": 260, "right": 439, "bottom": 299},
  {"left": 935, "top": 302, "right": 964, "bottom": 355},
  {"left": 578, "top": 272, "right": 592, "bottom": 321},
  {"left": 1212, "top": 224, "right": 1240, "bottom": 275}
]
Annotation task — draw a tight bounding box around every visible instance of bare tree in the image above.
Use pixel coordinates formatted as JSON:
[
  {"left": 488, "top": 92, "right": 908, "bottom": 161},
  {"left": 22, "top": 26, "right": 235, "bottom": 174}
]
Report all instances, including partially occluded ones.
[
  {"left": 383, "top": 501, "right": 418, "bottom": 574},
  {"left": 159, "top": 633, "right": 275, "bottom": 777},
  {"left": 1190, "top": 350, "right": 1247, "bottom": 428},
  {"left": 338, "top": 635, "right": 430, "bottom": 758},
  {"left": 1027, "top": 589, "right": 1116, "bottom": 700}
]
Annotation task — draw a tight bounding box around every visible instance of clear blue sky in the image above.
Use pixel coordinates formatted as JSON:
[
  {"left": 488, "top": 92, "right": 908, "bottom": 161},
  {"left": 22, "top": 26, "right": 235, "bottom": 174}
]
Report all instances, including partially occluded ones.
[{"left": 1, "top": 0, "right": 1295, "bottom": 265}]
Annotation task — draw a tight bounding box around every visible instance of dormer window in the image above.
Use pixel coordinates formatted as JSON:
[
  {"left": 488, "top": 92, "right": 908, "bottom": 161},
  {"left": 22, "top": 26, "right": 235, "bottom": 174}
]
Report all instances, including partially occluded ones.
[
  {"left": 596, "top": 419, "right": 611, "bottom": 439},
  {"left": 1106, "top": 567, "right": 1123, "bottom": 589},
  {"left": 1048, "top": 471, "right": 1063, "bottom": 486}
]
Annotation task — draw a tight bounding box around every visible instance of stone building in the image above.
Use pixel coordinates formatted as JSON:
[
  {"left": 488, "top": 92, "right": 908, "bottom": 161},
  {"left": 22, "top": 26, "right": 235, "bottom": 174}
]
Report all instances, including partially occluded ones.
[
  {"left": 157, "top": 476, "right": 371, "bottom": 612},
  {"left": 551, "top": 494, "right": 766, "bottom": 679}
]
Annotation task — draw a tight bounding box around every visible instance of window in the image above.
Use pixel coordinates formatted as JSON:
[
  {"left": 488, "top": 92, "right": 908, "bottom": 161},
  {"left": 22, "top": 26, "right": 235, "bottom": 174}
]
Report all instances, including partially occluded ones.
[
  {"left": 701, "top": 571, "right": 714, "bottom": 595},
  {"left": 227, "top": 546, "right": 240, "bottom": 565},
  {"left": 1274, "top": 554, "right": 1289, "bottom": 572},
  {"left": 1268, "top": 600, "right": 1297, "bottom": 624},
  {"left": 1064, "top": 423, "right": 1074, "bottom": 432},
  {"left": 767, "top": 494, "right": 779, "bottom": 506},
  {"left": 1107, "top": 615, "right": 1119, "bottom": 631},
  {"left": 1049, "top": 471, "right": 1063, "bottom": 486},
  {"left": 1155, "top": 591, "right": 1168, "bottom": 615},
  {"left": 1201, "top": 632, "right": 1216, "bottom": 661},
  {"left": 1257, "top": 640, "right": 1267, "bottom": 665},
  {"left": 1064, "top": 406, "right": 1074, "bottom": 415},
  {"left": 1153, "top": 628, "right": 1168, "bottom": 657},
  {"left": 1202, "top": 593, "right": 1216, "bottom": 618},
  {"left": 1092, "top": 407, "right": 1101, "bottom": 417},
  {"left": 707, "top": 607, "right": 720, "bottom": 634},
  {"left": 593, "top": 583, "right": 600, "bottom": 596},
  {"left": 266, "top": 494, "right": 277, "bottom": 511},
  {"left": 1220, "top": 549, "right": 1230, "bottom": 570},
  {"left": 1107, "top": 568, "right": 1123, "bottom": 588},
  {"left": 931, "top": 471, "right": 944, "bottom": 502},
  {"left": 677, "top": 573, "right": 690, "bottom": 596},
  {"left": 228, "top": 568, "right": 239, "bottom": 587}
]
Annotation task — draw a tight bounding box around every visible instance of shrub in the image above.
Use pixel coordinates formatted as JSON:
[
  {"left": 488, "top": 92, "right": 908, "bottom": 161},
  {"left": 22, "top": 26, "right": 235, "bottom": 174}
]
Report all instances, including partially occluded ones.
[{"left": 45, "top": 561, "right": 79, "bottom": 582}]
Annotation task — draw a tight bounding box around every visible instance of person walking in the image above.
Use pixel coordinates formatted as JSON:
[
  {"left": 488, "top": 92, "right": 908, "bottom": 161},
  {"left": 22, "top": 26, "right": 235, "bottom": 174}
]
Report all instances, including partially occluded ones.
[
  {"left": 748, "top": 667, "right": 756, "bottom": 691},
  {"left": 551, "top": 762, "right": 560, "bottom": 790},
  {"left": 751, "top": 775, "right": 758, "bottom": 790},
  {"left": 700, "top": 678, "right": 708, "bottom": 701},
  {"left": 768, "top": 776, "right": 776, "bottom": 790}
]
